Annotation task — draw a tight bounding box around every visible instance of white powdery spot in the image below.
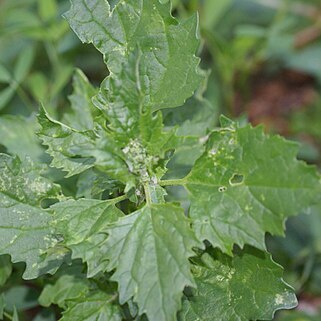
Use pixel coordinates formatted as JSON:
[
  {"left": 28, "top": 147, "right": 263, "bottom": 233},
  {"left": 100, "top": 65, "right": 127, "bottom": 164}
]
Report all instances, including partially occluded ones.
[{"left": 275, "top": 294, "right": 284, "bottom": 305}]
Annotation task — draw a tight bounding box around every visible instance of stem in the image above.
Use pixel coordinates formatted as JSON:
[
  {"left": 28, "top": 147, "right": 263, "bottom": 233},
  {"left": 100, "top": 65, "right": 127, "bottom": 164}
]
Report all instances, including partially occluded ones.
[
  {"left": 159, "top": 178, "right": 187, "bottom": 187},
  {"left": 144, "top": 183, "right": 152, "bottom": 205},
  {"left": 4, "top": 311, "right": 13, "bottom": 321},
  {"left": 109, "top": 194, "right": 128, "bottom": 204}
]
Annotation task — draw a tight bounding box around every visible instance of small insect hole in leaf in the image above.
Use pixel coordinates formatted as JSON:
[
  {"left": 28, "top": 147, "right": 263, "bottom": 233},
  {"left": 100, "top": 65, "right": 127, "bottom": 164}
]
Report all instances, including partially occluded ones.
[{"left": 229, "top": 173, "right": 244, "bottom": 186}]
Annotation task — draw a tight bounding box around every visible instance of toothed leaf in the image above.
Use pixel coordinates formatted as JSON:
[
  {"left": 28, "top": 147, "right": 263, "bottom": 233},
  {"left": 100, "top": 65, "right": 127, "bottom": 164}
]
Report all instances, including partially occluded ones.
[
  {"left": 106, "top": 204, "right": 200, "bottom": 321},
  {"left": 186, "top": 120, "right": 320, "bottom": 254},
  {"left": 180, "top": 247, "right": 297, "bottom": 321}
]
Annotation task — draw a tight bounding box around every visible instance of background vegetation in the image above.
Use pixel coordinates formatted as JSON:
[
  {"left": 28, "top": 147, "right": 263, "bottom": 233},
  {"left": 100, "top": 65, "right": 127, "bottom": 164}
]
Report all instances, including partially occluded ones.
[{"left": 1, "top": 0, "right": 321, "bottom": 320}]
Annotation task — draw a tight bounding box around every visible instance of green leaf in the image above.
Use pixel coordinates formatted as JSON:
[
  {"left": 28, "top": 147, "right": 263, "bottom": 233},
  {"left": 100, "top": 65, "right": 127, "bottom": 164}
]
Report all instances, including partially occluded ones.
[
  {"left": 13, "top": 307, "right": 19, "bottom": 321},
  {"left": 4, "top": 285, "right": 39, "bottom": 312},
  {"left": 62, "top": 69, "right": 99, "bottom": 131},
  {"left": 38, "top": 106, "right": 132, "bottom": 184},
  {"left": 37, "top": 106, "right": 96, "bottom": 177},
  {"left": 93, "top": 50, "right": 177, "bottom": 182},
  {"left": 13, "top": 46, "right": 35, "bottom": 83},
  {"left": 0, "top": 114, "right": 43, "bottom": 161},
  {"left": 0, "top": 154, "right": 66, "bottom": 279},
  {"left": 180, "top": 247, "right": 297, "bottom": 321},
  {"left": 39, "top": 267, "right": 122, "bottom": 321},
  {"left": 0, "top": 295, "right": 4, "bottom": 319},
  {"left": 27, "top": 72, "right": 49, "bottom": 102},
  {"left": 64, "top": 0, "right": 203, "bottom": 111},
  {"left": 76, "top": 168, "right": 119, "bottom": 199},
  {"left": 0, "top": 255, "right": 12, "bottom": 287},
  {"left": 51, "top": 199, "right": 123, "bottom": 277},
  {"left": 0, "top": 86, "right": 16, "bottom": 111},
  {"left": 0, "top": 64, "right": 12, "bottom": 83},
  {"left": 185, "top": 119, "right": 321, "bottom": 254},
  {"left": 38, "top": 0, "right": 57, "bottom": 21},
  {"left": 60, "top": 291, "right": 122, "bottom": 321},
  {"left": 39, "top": 274, "right": 90, "bottom": 308},
  {"left": 201, "top": 0, "right": 233, "bottom": 30},
  {"left": 105, "top": 204, "right": 200, "bottom": 321}
]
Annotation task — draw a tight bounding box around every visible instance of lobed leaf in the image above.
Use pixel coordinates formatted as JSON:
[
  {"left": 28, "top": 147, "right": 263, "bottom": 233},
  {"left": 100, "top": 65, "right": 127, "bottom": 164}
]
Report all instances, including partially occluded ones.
[
  {"left": 0, "top": 154, "right": 66, "bottom": 279},
  {"left": 60, "top": 291, "right": 122, "bottom": 321},
  {"left": 185, "top": 118, "right": 321, "bottom": 254},
  {"left": 64, "top": 0, "right": 203, "bottom": 111},
  {"left": 38, "top": 107, "right": 132, "bottom": 185},
  {"left": 52, "top": 198, "right": 123, "bottom": 277},
  {"left": 39, "top": 273, "right": 91, "bottom": 309},
  {"left": 105, "top": 203, "right": 201, "bottom": 321},
  {"left": 39, "top": 270, "right": 121, "bottom": 321},
  {"left": 180, "top": 247, "right": 297, "bottom": 321}
]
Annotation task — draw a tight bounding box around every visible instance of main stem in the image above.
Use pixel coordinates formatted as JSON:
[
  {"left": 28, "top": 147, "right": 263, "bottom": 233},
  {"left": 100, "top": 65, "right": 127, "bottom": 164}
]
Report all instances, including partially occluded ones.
[{"left": 144, "top": 183, "right": 152, "bottom": 205}]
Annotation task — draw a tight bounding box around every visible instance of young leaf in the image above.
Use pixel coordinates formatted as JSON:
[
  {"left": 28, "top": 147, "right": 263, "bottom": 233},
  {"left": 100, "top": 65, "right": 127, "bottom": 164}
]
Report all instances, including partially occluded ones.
[
  {"left": 105, "top": 204, "right": 201, "bottom": 321},
  {"left": 185, "top": 118, "right": 321, "bottom": 254},
  {"left": 62, "top": 69, "right": 99, "bottom": 131},
  {"left": 38, "top": 107, "right": 132, "bottom": 184},
  {"left": 64, "top": 0, "right": 203, "bottom": 110},
  {"left": 0, "top": 154, "right": 66, "bottom": 279},
  {"left": 180, "top": 247, "right": 297, "bottom": 321}
]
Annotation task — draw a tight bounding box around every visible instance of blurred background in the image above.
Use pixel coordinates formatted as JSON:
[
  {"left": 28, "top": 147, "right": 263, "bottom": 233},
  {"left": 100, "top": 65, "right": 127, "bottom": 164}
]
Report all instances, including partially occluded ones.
[{"left": 0, "top": 0, "right": 321, "bottom": 320}]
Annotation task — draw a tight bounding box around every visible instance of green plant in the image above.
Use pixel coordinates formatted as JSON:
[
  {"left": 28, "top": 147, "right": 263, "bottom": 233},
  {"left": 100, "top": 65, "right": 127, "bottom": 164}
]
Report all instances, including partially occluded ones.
[{"left": 0, "top": 1, "right": 320, "bottom": 320}]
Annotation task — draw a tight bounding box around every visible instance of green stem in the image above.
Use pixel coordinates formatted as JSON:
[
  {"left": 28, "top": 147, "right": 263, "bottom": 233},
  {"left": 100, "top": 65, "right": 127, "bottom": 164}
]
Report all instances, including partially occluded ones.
[
  {"left": 144, "top": 183, "right": 152, "bottom": 205},
  {"left": 4, "top": 311, "right": 13, "bottom": 321},
  {"left": 159, "top": 178, "right": 187, "bottom": 187},
  {"left": 110, "top": 194, "right": 128, "bottom": 204}
]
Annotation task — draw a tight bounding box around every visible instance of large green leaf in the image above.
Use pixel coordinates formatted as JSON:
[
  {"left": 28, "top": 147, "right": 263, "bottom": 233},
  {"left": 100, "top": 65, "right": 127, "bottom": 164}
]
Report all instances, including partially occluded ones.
[
  {"left": 64, "top": 0, "right": 203, "bottom": 110},
  {"left": 105, "top": 203, "right": 200, "bottom": 321},
  {"left": 180, "top": 247, "right": 297, "bottom": 321},
  {"left": 185, "top": 118, "right": 321, "bottom": 254},
  {"left": 51, "top": 198, "right": 123, "bottom": 277},
  {"left": 0, "top": 154, "right": 66, "bottom": 279}
]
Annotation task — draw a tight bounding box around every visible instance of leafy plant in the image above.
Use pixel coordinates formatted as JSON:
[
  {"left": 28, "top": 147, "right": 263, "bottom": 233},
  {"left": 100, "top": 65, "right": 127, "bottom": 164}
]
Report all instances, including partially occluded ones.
[{"left": 0, "top": 1, "right": 320, "bottom": 320}]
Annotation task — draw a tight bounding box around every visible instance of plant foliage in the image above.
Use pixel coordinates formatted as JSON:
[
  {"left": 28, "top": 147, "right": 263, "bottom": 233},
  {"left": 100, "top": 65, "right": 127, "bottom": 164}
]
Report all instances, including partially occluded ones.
[{"left": 0, "top": 0, "right": 320, "bottom": 320}]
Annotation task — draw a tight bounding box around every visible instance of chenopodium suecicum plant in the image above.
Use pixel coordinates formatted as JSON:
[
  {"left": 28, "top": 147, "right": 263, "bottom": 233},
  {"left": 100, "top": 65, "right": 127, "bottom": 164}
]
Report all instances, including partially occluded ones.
[{"left": 0, "top": 0, "right": 320, "bottom": 320}]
